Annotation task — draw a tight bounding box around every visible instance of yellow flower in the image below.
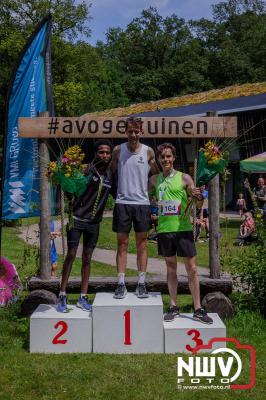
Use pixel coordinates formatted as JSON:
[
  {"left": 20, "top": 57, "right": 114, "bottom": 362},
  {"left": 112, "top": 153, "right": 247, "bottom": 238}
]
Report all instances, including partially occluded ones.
[{"left": 48, "top": 161, "right": 57, "bottom": 171}]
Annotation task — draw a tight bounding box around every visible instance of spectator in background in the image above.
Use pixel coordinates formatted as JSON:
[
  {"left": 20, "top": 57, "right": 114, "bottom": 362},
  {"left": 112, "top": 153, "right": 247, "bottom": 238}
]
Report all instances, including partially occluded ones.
[
  {"left": 50, "top": 220, "right": 61, "bottom": 278},
  {"left": 253, "top": 177, "right": 266, "bottom": 223},
  {"left": 236, "top": 193, "right": 246, "bottom": 217},
  {"left": 240, "top": 212, "right": 255, "bottom": 238},
  {"left": 201, "top": 186, "right": 209, "bottom": 238}
]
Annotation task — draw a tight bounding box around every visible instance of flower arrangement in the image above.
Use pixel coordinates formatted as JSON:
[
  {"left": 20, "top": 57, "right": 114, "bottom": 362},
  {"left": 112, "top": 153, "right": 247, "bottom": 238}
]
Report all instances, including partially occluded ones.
[
  {"left": 47, "top": 145, "right": 88, "bottom": 197},
  {"left": 196, "top": 141, "right": 228, "bottom": 187},
  {"left": 183, "top": 141, "right": 228, "bottom": 220}
]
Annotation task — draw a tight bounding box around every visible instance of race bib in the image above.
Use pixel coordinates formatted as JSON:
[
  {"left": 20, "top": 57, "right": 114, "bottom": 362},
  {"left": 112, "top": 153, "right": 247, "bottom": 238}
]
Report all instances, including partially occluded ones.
[{"left": 159, "top": 200, "right": 181, "bottom": 216}]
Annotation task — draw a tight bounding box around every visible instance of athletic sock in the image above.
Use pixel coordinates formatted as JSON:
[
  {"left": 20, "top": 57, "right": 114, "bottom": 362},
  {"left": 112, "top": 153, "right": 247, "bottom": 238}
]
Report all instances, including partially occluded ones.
[
  {"left": 138, "top": 272, "right": 146, "bottom": 284},
  {"left": 118, "top": 273, "right": 125, "bottom": 285},
  {"left": 80, "top": 293, "right": 87, "bottom": 298},
  {"left": 59, "top": 291, "right": 66, "bottom": 297}
]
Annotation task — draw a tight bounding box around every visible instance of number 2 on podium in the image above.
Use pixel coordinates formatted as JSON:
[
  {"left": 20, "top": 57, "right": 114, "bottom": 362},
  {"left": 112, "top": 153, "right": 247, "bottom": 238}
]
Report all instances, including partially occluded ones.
[
  {"left": 52, "top": 321, "right": 68, "bottom": 345},
  {"left": 124, "top": 310, "right": 132, "bottom": 345}
]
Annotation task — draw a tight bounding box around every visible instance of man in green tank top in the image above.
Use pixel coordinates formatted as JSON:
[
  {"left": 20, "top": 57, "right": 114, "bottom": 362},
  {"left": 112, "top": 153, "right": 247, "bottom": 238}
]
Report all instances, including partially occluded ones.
[{"left": 149, "top": 143, "right": 213, "bottom": 324}]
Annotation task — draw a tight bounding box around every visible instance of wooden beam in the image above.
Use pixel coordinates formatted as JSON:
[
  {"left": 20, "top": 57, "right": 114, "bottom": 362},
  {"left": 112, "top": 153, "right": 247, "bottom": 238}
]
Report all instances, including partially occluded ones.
[
  {"left": 27, "top": 274, "right": 233, "bottom": 295},
  {"left": 207, "top": 111, "right": 221, "bottom": 279},
  {"left": 19, "top": 116, "right": 237, "bottom": 138},
  {"left": 38, "top": 112, "right": 51, "bottom": 279}
]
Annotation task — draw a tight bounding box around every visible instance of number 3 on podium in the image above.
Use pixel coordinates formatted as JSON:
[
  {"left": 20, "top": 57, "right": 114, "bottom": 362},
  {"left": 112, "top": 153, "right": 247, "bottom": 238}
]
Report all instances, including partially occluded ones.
[{"left": 185, "top": 329, "right": 203, "bottom": 352}]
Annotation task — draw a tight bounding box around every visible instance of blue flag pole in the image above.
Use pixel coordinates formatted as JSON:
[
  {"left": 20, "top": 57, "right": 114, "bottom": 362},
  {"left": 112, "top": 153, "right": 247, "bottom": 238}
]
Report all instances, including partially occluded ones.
[{"left": 0, "top": 15, "right": 53, "bottom": 254}]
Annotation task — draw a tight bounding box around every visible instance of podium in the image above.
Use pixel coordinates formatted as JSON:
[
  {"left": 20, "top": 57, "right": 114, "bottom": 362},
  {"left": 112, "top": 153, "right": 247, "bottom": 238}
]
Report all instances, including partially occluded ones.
[
  {"left": 30, "top": 295, "right": 226, "bottom": 354},
  {"left": 164, "top": 313, "right": 226, "bottom": 354},
  {"left": 30, "top": 304, "right": 92, "bottom": 353},
  {"left": 92, "top": 292, "right": 164, "bottom": 353}
]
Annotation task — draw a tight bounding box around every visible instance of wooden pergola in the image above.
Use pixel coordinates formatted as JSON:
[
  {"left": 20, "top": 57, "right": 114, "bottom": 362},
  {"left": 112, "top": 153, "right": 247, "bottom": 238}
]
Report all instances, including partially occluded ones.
[{"left": 19, "top": 113, "right": 236, "bottom": 296}]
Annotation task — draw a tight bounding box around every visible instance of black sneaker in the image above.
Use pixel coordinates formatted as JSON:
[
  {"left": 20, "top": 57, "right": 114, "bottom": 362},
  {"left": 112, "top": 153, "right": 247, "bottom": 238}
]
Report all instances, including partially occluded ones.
[
  {"left": 164, "top": 306, "right": 180, "bottom": 322},
  {"left": 136, "top": 283, "right": 149, "bottom": 298},
  {"left": 114, "top": 283, "right": 127, "bottom": 299},
  {"left": 193, "top": 308, "right": 213, "bottom": 324}
]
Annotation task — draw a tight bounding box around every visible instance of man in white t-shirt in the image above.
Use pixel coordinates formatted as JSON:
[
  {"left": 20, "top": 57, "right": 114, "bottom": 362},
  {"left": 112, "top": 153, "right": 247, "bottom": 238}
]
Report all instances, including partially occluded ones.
[{"left": 111, "top": 117, "right": 159, "bottom": 298}]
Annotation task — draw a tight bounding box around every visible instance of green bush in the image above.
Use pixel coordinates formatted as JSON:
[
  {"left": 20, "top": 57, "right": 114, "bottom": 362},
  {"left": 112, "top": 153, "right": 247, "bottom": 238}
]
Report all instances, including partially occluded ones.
[
  {"left": 2, "top": 219, "right": 22, "bottom": 227},
  {"left": 230, "top": 224, "right": 266, "bottom": 317},
  {"left": 104, "top": 195, "right": 115, "bottom": 211}
]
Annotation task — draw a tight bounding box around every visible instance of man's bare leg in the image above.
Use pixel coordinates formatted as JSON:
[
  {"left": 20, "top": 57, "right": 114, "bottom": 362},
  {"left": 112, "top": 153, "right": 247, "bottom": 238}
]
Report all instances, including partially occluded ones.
[
  {"left": 184, "top": 256, "right": 201, "bottom": 310},
  {"left": 116, "top": 233, "right": 129, "bottom": 273},
  {"left": 114, "top": 233, "right": 129, "bottom": 298},
  {"left": 165, "top": 256, "right": 178, "bottom": 306},
  {"left": 135, "top": 231, "right": 148, "bottom": 272},
  {"left": 60, "top": 247, "right": 78, "bottom": 292},
  {"left": 80, "top": 248, "right": 93, "bottom": 294}
]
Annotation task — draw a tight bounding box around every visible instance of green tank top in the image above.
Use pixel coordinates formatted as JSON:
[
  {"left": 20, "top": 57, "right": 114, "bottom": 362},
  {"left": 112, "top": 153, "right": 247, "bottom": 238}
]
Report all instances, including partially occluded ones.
[{"left": 155, "top": 170, "right": 192, "bottom": 233}]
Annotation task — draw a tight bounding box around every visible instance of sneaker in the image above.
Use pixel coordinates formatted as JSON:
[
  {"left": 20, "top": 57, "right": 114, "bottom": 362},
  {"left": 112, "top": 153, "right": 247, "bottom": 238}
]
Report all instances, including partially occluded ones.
[
  {"left": 77, "top": 295, "right": 92, "bottom": 311},
  {"left": 114, "top": 283, "right": 127, "bottom": 299},
  {"left": 136, "top": 283, "right": 149, "bottom": 298},
  {"left": 56, "top": 295, "right": 68, "bottom": 313},
  {"left": 193, "top": 308, "right": 213, "bottom": 324},
  {"left": 164, "top": 305, "right": 180, "bottom": 322}
]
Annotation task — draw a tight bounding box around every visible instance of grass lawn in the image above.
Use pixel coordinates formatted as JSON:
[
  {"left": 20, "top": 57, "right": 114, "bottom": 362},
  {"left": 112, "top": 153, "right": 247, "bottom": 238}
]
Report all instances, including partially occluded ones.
[
  {"left": 13, "top": 215, "right": 241, "bottom": 270},
  {"left": 97, "top": 217, "right": 241, "bottom": 270},
  {"left": 0, "top": 222, "right": 265, "bottom": 399},
  {"left": 0, "top": 295, "right": 265, "bottom": 400},
  {"left": 1, "top": 227, "right": 138, "bottom": 279}
]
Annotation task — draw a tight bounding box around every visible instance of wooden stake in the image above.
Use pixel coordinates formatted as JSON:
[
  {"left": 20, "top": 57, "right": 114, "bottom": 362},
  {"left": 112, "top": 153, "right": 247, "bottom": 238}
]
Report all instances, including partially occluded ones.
[
  {"left": 207, "top": 111, "right": 220, "bottom": 278},
  {"left": 38, "top": 111, "right": 51, "bottom": 279}
]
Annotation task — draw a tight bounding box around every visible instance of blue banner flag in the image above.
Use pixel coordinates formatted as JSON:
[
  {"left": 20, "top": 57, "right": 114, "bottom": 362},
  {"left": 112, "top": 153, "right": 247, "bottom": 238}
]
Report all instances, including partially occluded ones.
[{"left": 2, "top": 15, "right": 53, "bottom": 220}]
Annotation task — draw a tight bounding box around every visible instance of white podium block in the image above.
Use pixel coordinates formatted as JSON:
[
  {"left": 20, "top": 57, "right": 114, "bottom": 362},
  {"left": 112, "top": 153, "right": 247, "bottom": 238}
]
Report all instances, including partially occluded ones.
[
  {"left": 30, "top": 304, "right": 92, "bottom": 353},
  {"left": 93, "top": 292, "right": 164, "bottom": 353},
  {"left": 164, "top": 313, "right": 226, "bottom": 354}
]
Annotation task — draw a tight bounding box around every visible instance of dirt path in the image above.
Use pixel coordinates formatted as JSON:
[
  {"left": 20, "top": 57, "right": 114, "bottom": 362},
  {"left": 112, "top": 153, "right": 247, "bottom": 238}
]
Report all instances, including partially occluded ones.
[{"left": 18, "top": 221, "right": 208, "bottom": 276}]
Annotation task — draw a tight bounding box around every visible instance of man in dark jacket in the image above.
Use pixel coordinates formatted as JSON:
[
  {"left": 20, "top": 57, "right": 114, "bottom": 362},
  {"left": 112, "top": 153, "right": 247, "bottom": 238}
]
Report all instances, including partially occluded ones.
[{"left": 57, "top": 139, "right": 115, "bottom": 312}]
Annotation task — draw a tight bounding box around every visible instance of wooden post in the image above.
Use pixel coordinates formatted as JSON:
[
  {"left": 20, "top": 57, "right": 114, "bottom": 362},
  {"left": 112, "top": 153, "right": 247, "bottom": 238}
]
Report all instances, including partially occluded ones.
[
  {"left": 207, "top": 111, "right": 220, "bottom": 279},
  {"left": 192, "top": 140, "right": 198, "bottom": 240},
  {"left": 38, "top": 111, "right": 51, "bottom": 279},
  {"left": 60, "top": 187, "right": 66, "bottom": 259}
]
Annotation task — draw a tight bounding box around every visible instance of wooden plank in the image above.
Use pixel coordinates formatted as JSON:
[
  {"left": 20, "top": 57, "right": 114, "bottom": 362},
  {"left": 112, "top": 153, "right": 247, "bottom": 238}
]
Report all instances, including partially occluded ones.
[
  {"left": 19, "top": 116, "right": 237, "bottom": 138},
  {"left": 27, "top": 274, "right": 233, "bottom": 295}
]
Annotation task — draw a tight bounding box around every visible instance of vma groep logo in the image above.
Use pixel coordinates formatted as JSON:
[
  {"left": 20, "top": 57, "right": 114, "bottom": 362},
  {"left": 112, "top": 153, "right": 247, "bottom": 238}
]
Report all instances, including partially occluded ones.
[
  {"left": 177, "top": 338, "right": 256, "bottom": 391},
  {"left": 8, "top": 181, "right": 26, "bottom": 214}
]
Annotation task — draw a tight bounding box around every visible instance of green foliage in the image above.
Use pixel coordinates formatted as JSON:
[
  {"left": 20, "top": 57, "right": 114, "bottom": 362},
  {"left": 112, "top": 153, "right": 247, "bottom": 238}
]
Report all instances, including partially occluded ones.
[
  {"left": 1, "top": 0, "right": 266, "bottom": 137},
  {"left": 230, "top": 225, "right": 266, "bottom": 316},
  {"left": 192, "top": 0, "right": 266, "bottom": 87},
  {"left": 0, "top": 0, "right": 92, "bottom": 39},
  {"left": 104, "top": 195, "right": 115, "bottom": 211},
  {"left": 1, "top": 297, "right": 266, "bottom": 399},
  {"left": 98, "top": 7, "right": 210, "bottom": 103}
]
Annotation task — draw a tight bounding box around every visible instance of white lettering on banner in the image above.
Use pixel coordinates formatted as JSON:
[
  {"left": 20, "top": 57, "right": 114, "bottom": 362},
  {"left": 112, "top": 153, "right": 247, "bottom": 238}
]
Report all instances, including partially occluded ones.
[
  {"left": 30, "top": 93, "right": 36, "bottom": 117},
  {"left": 32, "top": 139, "right": 39, "bottom": 180},
  {"left": 29, "top": 72, "right": 39, "bottom": 181},
  {"left": 9, "top": 127, "right": 20, "bottom": 159},
  {"left": 10, "top": 188, "right": 26, "bottom": 206},
  {"left": 8, "top": 181, "right": 26, "bottom": 214},
  {"left": 10, "top": 160, "right": 19, "bottom": 178}
]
